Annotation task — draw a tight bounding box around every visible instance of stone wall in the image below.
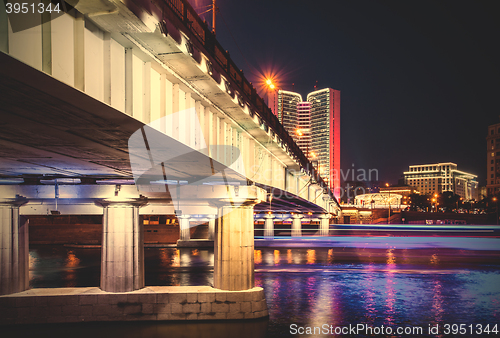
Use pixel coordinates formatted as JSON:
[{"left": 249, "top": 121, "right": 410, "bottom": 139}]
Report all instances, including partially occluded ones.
[{"left": 0, "top": 286, "right": 268, "bottom": 324}]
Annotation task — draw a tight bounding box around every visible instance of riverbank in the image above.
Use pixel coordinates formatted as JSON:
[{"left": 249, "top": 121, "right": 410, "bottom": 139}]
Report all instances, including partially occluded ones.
[{"left": 0, "top": 286, "right": 268, "bottom": 325}]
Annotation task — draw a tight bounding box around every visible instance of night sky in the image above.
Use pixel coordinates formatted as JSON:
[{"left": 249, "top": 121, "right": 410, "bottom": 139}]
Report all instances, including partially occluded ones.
[{"left": 191, "top": 0, "right": 500, "bottom": 186}]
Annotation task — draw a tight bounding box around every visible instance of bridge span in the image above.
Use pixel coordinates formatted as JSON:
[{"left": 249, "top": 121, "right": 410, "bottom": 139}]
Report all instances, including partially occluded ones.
[{"left": 0, "top": 0, "right": 339, "bottom": 323}]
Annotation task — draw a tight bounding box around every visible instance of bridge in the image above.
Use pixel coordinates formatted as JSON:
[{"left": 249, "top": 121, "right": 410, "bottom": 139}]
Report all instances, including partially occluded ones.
[{"left": 0, "top": 0, "right": 339, "bottom": 323}]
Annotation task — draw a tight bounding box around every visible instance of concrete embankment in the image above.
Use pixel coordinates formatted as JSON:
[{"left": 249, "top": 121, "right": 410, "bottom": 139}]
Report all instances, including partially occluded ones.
[{"left": 0, "top": 286, "right": 268, "bottom": 324}]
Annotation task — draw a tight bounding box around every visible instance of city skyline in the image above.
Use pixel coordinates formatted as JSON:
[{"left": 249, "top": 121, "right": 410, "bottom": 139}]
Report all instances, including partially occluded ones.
[{"left": 195, "top": 0, "right": 500, "bottom": 185}]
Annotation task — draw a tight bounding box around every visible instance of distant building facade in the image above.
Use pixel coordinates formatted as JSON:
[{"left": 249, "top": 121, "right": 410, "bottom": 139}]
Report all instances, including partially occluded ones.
[
  {"left": 277, "top": 88, "right": 340, "bottom": 198},
  {"left": 379, "top": 186, "right": 419, "bottom": 199},
  {"left": 296, "top": 101, "right": 311, "bottom": 156},
  {"left": 486, "top": 120, "right": 500, "bottom": 196},
  {"left": 277, "top": 90, "right": 301, "bottom": 138},
  {"left": 403, "top": 162, "right": 478, "bottom": 200},
  {"left": 308, "top": 88, "right": 341, "bottom": 194}
]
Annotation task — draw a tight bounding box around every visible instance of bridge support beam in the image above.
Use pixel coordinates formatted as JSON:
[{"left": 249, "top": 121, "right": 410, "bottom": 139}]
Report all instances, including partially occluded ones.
[
  {"left": 319, "top": 214, "right": 330, "bottom": 236},
  {"left": 208, "top": 215, "right": 216, "bottom": 241},
  {"left": 291, "top": 214, "right": 303, "bottom": 237},
  {"left": 179, "top": 215, "right": 191, "bottom": 241},
  {"left": 98, "top": 199, "right": 147, "bottom": 292},
  {"left": 214, "top": 203, "right": 257, "bottom": 291},
  {"left": 0, "top": 199, "right": 28, "bottom": 295},
  {"left": 264, "top": 214, "right": 275, "bottom": 239}
]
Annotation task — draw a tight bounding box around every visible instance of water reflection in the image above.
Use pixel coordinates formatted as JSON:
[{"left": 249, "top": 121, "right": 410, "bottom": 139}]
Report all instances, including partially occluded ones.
[
  {"left": 306, "top": 249, "right": 316, "bottom": 264},
  {"left": 63, "top": 251, "right": 81, "bottom": 286},
  {"left": 29, "top": 245, "right": 100, "bottom": 288},
  {"left": 432, "top": 279, "right": 444, "bottom": 323},
  {"left": 25, "top": 245, "right": 500, "bottom": 338},
  {"left": 254, "top": 249, "right": 262, "bottom": 265},
  {"left": 274, "top": 250, "right": 280, "bottom": 265}
]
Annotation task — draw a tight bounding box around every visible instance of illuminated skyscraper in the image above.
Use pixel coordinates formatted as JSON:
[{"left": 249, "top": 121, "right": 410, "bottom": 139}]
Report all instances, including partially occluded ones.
[
  {"left": 277, "top": 88, "right": 341, "bottom": 198},
  {"left": 296, "top": 101, "right": 311, "bottom": 157},
  {"left": 308, "top": 88, "right": 341, "bottom": 197},
  {"left": 277, "top": 90, "right": 301, "bottom": 138}
]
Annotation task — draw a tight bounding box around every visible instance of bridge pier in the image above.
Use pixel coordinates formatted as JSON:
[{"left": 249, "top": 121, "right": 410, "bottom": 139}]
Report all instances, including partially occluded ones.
[
  {"left": 179, "top": 215, "right": 191, "bottom": 241},
  {"left": 0, "top": 199, "right": 28, "bottom": 296},
  {"left": 97, "top": 199, "right": 148, "bottom": 292},
  {"left": 319, "top": 214, "right": 330, "bottom": 236},
  {"left": 214, "top": 203, "right": 257, "bottom": 291},
  {"left": 292, "top": 214, "right": 303, "bottom": 237},
  {"left": 264, "top": 214, "right": 275, "bottom": 238},
  {"left": 208, "top": 215, "right": 216, "bottom": 241}
]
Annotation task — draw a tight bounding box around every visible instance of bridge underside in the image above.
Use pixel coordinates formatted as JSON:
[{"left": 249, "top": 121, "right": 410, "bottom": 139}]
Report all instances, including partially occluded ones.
[
  {"left": 0, "top": 52, "right": 326, "bottom": 214},
  {"left": 0, "top": 51, "right": 327, "bottom": 298}
]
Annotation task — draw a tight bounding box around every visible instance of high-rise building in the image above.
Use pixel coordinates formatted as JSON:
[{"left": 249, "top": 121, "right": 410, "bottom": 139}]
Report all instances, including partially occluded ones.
[
  {"left": 277, "top": 88, "right": 341, "bottom": 198},
  {"left": 403, "top": 162, "right": 478, "bottom": 200},
  {"left": 277, "top": 90, "right": 301, "bottom": 136},
  {"left": 486, "top": 120, "right": 500, "bottom": 196},
  {"left": 308, "top": 88, "right": 341, "bottom": 195},
  {"left": 296, "top": 102, "right": 311, "bottom": 156}
]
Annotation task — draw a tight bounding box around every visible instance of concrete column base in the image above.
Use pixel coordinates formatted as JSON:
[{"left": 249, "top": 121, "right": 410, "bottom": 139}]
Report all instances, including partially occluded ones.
[
  {"left": 0, "top": 199, "right": 28, "bottom": 295},
  {"left": 319, "top": 214, "right": 330, "bottom": 236},
  {"left": 291, "top": 214, "right": 303, "bottom": 237},
  {"left": 179, "top": 215, "right": 191, "bottom": 241},
  {"left": 214, "top": 205, "right": 254, "bottom": 291},
  {"left": 208, "top": 215, "right": 216, "bottom": 241},
  {"left": 98, "top": 199, "right": 147, "bottom": 292},
  {"left": 264, "top": 214, "right": 275, "bottom": 238}
]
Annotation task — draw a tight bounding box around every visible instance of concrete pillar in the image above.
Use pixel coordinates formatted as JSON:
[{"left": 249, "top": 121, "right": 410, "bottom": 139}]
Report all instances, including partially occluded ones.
[
  {"left": 291, "top": 214, "right": 303, "bottom": 237},
  {"left": 207, "top": 215, "right": 216, "bottom": 241},
  {"left": 319, "top": 214, "right": 330, "bottom": 237},
  {"left": 97, "top": 199, "right": 147, "bottom": 292},
  {"left": 179, "top": 215, "right": 191, "bottom": 241},
  {"left": 264, "top": 214, "right": 275, "bottom": 239},
  {"left": 0, "top": 199, "right": 28, "bottom": 295},
  {"left": 214, "top": 204, "right": 256, "bottom": 291}
]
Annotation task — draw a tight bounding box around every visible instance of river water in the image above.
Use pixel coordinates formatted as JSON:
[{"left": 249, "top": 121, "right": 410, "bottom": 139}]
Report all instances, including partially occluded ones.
[{"left": 5, "top": 242, "right": 500, "bottom": 337}]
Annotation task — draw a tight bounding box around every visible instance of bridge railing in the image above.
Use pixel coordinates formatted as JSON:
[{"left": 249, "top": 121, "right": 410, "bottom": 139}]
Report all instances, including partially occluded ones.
[{"left": 151, "top": 0, "right": 334, "bottom": 199}]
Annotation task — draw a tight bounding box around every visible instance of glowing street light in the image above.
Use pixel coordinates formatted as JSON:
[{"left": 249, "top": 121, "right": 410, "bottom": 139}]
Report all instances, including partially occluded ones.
[
  {"left": 264, "top": 77, "right": 278, "bottom": 114},
  {"left": 265, "top": 78, "right": 275, "bottom": 90}
]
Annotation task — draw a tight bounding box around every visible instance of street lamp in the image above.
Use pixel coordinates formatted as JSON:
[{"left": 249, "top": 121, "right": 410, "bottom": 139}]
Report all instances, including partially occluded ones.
[{"left": 265, "top": 77, "right": 278, "bottom": 116}]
